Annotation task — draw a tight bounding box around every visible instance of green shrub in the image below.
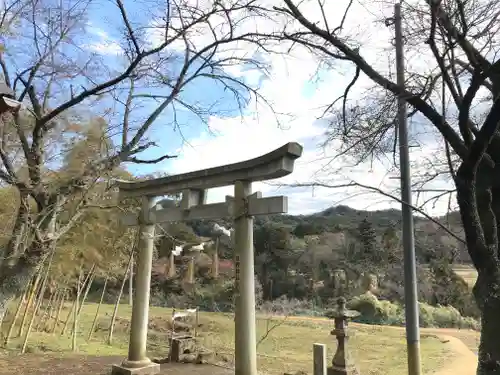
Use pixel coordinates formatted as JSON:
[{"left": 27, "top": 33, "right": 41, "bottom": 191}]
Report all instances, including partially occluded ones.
[
  {"left": 429, "top": 261, "right": 480, "bottom": 319},
  {"left": 347, "top": 292, "right": 479, "bottom": 330},
  {"left": 347, "top": 293, "right": 404, "bottom": 326},
  {"left": 419, "top": 303, "right": 480, "bottom": 330}
]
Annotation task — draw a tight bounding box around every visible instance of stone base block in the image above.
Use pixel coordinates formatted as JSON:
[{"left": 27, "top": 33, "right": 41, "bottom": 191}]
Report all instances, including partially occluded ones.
[
  {"left": 111, "top": 362, "right": 161, "bottom": 375},
  {"left": 169, "top": 335, "right": 196, "bottom": 362},
  {"left": 196, "top": 350, "right": 215, "bottom": 364},
  {"left": 327, "top": 365, "right": 359, "bottom": 375}
]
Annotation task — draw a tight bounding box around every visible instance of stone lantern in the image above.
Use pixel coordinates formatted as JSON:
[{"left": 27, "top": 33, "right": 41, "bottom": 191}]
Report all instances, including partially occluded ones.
[
  {"left": 327, "top": 297, "right": 361, "bottom": 375},
  {"left": 0, "top": 81, "right": 21, "bottom": 114}
]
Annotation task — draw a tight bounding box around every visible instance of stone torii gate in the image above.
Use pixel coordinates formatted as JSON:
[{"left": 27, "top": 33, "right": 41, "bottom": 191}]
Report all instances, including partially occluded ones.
[{"left": 111, "top": 142, "right": 303, "bottom": 375}]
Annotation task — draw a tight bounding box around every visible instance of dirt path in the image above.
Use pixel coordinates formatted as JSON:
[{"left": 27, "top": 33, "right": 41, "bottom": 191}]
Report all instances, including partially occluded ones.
[{"left": 431, "top": 335, "right": 478, "bottom": 375}]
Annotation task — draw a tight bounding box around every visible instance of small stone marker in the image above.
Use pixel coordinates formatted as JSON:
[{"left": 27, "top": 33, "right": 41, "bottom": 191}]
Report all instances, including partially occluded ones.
[
  {"left": 327, "top": 297, "right": 361, "bottom": 375},
  {"left": 313, "top": 343, "right": 327, "bottom": 375}
]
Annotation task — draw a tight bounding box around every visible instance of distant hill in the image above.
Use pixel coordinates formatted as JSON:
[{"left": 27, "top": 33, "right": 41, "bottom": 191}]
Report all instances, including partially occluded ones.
[{"left": 185, "top": 204, "right": 469, "bottom": 264}]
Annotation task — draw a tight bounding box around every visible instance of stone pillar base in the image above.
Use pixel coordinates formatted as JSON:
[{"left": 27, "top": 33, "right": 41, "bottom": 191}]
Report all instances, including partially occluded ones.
[
  {"left": 327, "top": 365, "right": 359, "bottom": 375},
  {"left": 111, "top": 360, "right": 160, "bottom": 375}
]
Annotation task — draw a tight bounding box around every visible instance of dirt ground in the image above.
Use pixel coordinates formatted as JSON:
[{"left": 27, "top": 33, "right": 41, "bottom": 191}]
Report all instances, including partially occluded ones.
[
  {"left": 0, "top": 314, "right": 479, "bottom": 375},
  {"left": 0, "top": 354, "right": 233, "bottom": 375},
  {"left": 432, "top": 335, "right": 478, "bottom": 375}
]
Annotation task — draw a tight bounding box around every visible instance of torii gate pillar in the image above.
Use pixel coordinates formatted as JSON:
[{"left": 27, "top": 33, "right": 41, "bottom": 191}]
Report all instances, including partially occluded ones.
[
  {"left": 112, "top": 197, "right": 160, "bottom": 375},
  {"left": 233, "top": 180, "right": 257, "bottom": 375},
  {"left": 111, "top": 142, "right": 303, "bottom": 375}
]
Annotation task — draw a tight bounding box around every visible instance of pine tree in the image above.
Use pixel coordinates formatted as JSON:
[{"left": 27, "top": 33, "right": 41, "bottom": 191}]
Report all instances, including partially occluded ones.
[
  {"left": 357, "top": 218, "right": 382, "bottom": 266},
  {"left": 381, "top": 223, "right": 400, "bottom": 263}
]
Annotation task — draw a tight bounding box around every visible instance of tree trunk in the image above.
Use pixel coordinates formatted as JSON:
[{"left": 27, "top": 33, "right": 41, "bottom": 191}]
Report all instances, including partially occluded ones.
[
  {"left": 3, "top": 195, "right": 29, "bottom": 268},
  {"left": 474, "top": 274, "right": 500, "bottom": 375},
  {"left": 107, "top": 249, "right": 134, "bottom": 345},
  {"left": 0, "top": 194, "right": 55, "bottom": 327},
  {"left": 17, "top": 265, "right": 43, "bottom": 337},
  {"left": 456, "top": 170, "right": 500, "bottom": 374},
  {"left": 88, "top": 276, "right": 108, "bottom": 341}
]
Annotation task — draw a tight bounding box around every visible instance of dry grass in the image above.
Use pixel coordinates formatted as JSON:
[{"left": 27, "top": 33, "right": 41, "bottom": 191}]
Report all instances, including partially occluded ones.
[
  {"left": 0, "top": 302, "right": 455, "bottom": 375},
  {"left": 452, "top": 265, "right": 478, "bottom": 288}
]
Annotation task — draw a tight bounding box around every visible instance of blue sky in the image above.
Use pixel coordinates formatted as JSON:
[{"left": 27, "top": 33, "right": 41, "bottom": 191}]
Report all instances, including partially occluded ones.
[
  {"left": 3, "top": 0, "right": 457, "bottom": 216},
  {"left": 80, "top": 0, "right": 457, "bottom": 216}
]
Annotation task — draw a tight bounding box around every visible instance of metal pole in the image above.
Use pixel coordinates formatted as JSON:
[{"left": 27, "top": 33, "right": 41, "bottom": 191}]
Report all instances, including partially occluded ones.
[{"left": 393, "top": 4, "right": 422, "bottom": 375}]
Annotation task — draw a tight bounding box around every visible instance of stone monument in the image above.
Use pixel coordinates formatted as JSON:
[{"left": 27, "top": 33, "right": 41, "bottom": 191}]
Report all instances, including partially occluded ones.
[{"left": 327, "top": 297, "right": 361, "bottom": 375}]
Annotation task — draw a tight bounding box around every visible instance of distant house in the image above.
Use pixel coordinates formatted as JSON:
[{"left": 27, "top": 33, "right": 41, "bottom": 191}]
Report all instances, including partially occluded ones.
[
  {"left": 218, "top": 259, "right": 234, "bottom": 277},
  {"left": 219, "top": 259, "right": 234, "bottom": 271}
]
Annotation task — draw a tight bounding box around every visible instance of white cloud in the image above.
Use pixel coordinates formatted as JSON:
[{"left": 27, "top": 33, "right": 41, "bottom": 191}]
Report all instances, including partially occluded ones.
[
  {"left": 76, "top": 1, "right": 454, "bottom": 218},
  {"left": 84, "top": 26, "right": 123, "bottom": 55},
  {"left": 169, "top": 118, "right": 454, "bottom": 216},
  {"left": 164, "top": 0, "right": 457, "bottom": 218}
]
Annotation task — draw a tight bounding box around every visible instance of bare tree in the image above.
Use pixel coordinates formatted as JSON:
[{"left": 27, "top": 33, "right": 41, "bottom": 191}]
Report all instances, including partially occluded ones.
[
  {"left": 269, "top": 0, "right": 500, "bottom": 373},
  {"left": 0, "top": 0, "right": 272, "bottom": 323}
]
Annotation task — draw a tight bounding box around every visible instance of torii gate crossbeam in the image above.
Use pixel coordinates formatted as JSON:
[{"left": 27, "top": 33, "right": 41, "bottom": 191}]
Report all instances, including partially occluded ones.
[{"left": 111, "top": 142, "right": 303, "bottom": 375}]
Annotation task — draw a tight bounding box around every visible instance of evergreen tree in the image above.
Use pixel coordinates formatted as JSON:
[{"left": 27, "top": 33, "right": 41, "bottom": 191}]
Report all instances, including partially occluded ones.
[
  {"left": 356, "top": 218, "right": 383, "bottom": 267},
  {"left": 381, "top": 223, "right": 400, "bottom": 263}
]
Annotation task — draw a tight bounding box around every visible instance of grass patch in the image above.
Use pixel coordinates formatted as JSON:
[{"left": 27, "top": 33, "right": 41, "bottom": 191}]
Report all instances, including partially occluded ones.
[{"left": 2, "top": 302, "right": 453, "bottom": 375}]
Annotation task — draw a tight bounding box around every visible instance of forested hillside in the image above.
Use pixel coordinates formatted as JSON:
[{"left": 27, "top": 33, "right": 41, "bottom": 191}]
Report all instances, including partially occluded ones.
[{"left": 0, "top": 180, "right": 475, "bottom": 325}]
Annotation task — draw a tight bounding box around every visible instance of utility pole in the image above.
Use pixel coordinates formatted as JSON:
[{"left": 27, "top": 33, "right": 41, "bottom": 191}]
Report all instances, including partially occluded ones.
[{"left": 387, "top": 3, "right": 422, "bottom": 375}]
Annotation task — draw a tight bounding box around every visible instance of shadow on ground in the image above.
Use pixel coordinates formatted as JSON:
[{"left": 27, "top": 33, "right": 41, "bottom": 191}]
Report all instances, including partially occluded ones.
[{"left": 0, "top": 354, "right": 233, "bottom": 375}]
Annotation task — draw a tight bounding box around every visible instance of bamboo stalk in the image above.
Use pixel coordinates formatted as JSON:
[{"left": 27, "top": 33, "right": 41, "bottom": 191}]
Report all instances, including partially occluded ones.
[
  {"left": 17, "top": 267, "right": 43, "bottom": 337},
  {"left": 51, "top": 289, "right": 66, "bottom": 334},
  {"left": 35, "top": 289, "right": 56, "bottom": 331},
  {"left": 4, "top": 286, "right": 29, "bottom": 347},
  {"left": 88, "top": 276, "right": 108, "bottom": 341},
  {"left": 46, "top": 288, "right": 60, "bottom": 328},
  {"left": 61, "top": 273, "right": 84, "bottom": 337},
  {"left": 21, "top": 248, "right": 55, "bottom": 353},
  {"left": 107, "top": 249, "right": 134, "bottom": 345},
  {"left": 72, "top": 266, "right": 83, "bottom": 352},
  {"left": 77, "top": 265, "right": 95, "bottom": 316}
]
